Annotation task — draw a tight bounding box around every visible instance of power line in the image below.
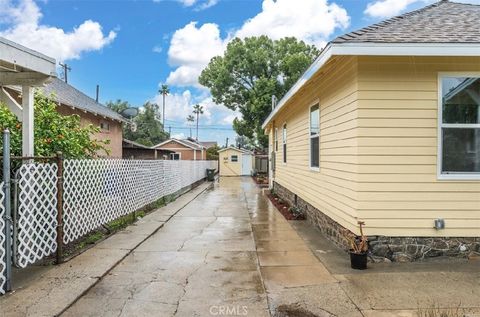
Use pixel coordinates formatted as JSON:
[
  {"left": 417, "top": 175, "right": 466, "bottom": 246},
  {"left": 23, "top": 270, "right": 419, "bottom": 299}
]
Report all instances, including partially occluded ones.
[
  {"left": 168, "top": 126, "right": 234, "bottom": 131},
  {"left": 164, "top": 119, "right": 232, "bottom": 128}
]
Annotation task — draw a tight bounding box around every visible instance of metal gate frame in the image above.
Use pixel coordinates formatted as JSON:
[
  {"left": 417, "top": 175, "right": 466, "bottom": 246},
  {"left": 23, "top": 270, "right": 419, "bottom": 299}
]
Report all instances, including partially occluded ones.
[{"left": 1, "top": 129, "right": 12, "bottom": 294}]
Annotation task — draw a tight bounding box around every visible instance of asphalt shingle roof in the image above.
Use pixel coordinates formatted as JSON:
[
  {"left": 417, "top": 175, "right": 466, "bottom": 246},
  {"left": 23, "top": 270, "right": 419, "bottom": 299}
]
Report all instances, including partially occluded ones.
[
  {"left": 333, "top": 1, "right": 480, "bottom": 44},
  {"left": 40, "top": 77, "right": 125, "bottom": 122}
]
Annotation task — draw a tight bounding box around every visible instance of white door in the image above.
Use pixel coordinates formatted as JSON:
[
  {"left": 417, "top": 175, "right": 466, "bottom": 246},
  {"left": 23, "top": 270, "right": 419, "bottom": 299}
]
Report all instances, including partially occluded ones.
[{"left": 241, "top": 154, "right": 252, "bottom": 175}]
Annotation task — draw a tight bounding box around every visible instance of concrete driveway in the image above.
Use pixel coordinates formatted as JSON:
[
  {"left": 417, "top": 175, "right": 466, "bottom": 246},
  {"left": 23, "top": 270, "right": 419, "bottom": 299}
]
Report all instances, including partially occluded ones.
[{"left": 60, "top": 177, "right": 480, "bottom": 317}]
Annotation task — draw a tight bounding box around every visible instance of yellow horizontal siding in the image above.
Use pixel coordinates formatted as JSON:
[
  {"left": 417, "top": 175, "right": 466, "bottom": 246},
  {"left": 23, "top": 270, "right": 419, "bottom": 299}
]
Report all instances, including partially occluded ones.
[
  {"left": 269, "top": 55, "right": 480, "bottom": 238},
  {"left": 357, "top": 56, "right": 480, "bottom": 236},
  {"left": 272, "top": 56, "right": 360, "bottom": 232}
]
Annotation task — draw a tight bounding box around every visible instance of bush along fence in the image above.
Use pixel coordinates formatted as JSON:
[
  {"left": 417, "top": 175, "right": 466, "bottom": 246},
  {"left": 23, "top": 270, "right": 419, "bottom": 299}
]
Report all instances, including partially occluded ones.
[{"left": 0, "top": 131, "right": 217, "bottom": 294}]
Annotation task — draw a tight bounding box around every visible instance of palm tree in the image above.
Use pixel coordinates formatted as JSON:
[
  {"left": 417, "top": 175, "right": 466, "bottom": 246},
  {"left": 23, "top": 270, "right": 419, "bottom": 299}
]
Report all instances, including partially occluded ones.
[
  {"left": 186, "top": 114, "right": 195, "bottom": 138},
  {"left": 159, "top": 84, "right": 169, "bottom": 129},
  {"left": 192, "top": 104, "right": 204, "bottom": 141}
]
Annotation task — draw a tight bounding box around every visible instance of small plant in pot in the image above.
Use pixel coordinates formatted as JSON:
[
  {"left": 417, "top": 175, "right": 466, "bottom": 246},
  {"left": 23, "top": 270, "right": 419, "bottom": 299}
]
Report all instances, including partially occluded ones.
[{"left": 346, "top": 221, "right": 368, "bottom": 270}]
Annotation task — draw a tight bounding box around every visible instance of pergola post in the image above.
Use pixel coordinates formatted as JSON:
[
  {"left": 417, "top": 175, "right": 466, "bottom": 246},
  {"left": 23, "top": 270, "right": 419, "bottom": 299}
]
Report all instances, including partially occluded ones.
[{"left": 22, "top": 86, "right": 34, "bottom": 157}]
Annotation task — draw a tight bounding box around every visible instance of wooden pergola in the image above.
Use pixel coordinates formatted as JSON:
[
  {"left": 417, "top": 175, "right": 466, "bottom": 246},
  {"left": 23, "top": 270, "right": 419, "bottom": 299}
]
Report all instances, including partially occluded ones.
[{"left": 0, "top": 37, "right": 56, "bottom": 156}]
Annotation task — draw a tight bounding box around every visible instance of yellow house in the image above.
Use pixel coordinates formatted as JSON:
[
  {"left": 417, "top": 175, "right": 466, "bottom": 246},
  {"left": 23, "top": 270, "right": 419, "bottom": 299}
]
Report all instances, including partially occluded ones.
[
  {"left": 218, "top": 147, "right": 253, "bottom": 176},
  {"left": 262, "top": 1, "right": 480, "bottom": 261}
]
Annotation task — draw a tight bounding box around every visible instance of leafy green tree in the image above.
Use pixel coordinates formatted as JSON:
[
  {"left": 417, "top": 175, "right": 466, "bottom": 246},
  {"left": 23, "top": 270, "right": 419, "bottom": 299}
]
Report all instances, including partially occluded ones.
[
  {"left": 130, "top": 102, "right": 169, "bottom": 146},
  {"left": 206, "top": 144, "right": 220, "bottom": 161},
  {"left": 0, "top": 93, "right": 109, "bottom": 157},
  {"left": 107, "top": 100, "right": 169, "bottom": 146},
  {"left": 199, "top": 36, "right": 319, "bottom": 148},
  {"left": 105, "top": 99, "right": 130, "bottom": 114}
]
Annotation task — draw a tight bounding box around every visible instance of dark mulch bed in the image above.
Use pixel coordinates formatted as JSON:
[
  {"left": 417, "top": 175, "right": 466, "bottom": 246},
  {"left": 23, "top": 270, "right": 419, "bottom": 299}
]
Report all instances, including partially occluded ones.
[{"left": 266, "top": 192, "right": 305, "bottom": 220}]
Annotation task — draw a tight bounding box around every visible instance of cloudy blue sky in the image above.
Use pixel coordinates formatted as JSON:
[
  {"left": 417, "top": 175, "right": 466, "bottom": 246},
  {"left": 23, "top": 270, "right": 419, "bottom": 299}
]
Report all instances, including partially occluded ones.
[{"left": 0, "top": 0, "right": 478, "bottom": 144}]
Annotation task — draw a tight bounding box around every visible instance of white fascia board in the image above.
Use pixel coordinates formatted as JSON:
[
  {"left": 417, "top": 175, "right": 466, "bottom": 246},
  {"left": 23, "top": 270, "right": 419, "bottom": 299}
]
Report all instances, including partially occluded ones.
[
  {"left": 0, "top": 37, "right": 56, "bottom": 77},
  {"left": 261, "top": 42, "right": 480, "bottom": 129},
  {"left": 335, "top": 42, "right": 480, "bottom": 57}
]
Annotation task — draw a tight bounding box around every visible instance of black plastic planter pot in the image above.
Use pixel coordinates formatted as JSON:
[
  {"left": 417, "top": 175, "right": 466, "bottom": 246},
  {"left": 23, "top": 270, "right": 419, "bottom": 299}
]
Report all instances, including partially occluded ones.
[{"left": 349, "top": 251, "right": 368, "bottom": 270}]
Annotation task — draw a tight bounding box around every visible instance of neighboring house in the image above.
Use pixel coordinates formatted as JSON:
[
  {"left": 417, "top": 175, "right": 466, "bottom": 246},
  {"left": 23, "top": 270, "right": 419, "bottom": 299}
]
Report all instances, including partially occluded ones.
[
  {"left": 153, "top": 138, "right": 206, "bottom": 160},
  {"left": 200, "top": 141, "right": 218, "bottom": 149},
  {"left": 5, "top": 77, "right": 128, "bottom": 157},
  {"left": 122, "top": 139, "right": 173, "bottom": 160},
  {"left": 262, "top": 1, "right": 480, "bottom": 261},
  {"left": 218, "top": 147, "right": 253, "bottom": 176}
]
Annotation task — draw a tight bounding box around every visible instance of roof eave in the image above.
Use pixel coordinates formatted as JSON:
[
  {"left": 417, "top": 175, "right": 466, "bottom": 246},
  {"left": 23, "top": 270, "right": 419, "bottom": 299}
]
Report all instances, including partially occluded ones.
[{"left": 261, "top": 42, "right": 480, "bottom": 129}]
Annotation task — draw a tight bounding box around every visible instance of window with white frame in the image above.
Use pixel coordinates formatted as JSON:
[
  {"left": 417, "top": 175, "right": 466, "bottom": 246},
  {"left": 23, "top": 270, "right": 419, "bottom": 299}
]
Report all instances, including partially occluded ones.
[
  {"left": 231, "top": 155, "right": 238, "bottom": 162},
  {"left": 310, "top": 104, "right": 320, "bottom": 169},
  {"left": 274, "top": 128, "right": 278, "bottom": 152},
  {"left": 439, "top": 75, "right": 480, "bottom": 177},
  {"left": 170, "top": 153, "right": 180, "bottom": 160},
  {"left": 282, "top": 123, "right": 287, "bottom": 163}
]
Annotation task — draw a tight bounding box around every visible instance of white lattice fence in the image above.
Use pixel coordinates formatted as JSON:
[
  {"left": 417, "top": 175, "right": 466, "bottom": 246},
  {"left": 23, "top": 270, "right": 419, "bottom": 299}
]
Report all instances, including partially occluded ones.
[
  {"left": 0, "top": 181, "right": 6, "bottom": 294},
  {"left": 12, "top": 159, "right": 216, "bottom": 266},
  {"left": 15, "top": 164, "right": 58, "bottom": 268},
  {"left": 63, "top": 159, "right": 216, "bottom": 244}
]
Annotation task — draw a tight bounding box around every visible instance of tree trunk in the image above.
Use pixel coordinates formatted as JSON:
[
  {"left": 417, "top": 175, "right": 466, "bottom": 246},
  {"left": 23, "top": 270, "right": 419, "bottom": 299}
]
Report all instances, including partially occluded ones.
[{"left": 162, "top": 94, "right": 166, "bottom": 129}]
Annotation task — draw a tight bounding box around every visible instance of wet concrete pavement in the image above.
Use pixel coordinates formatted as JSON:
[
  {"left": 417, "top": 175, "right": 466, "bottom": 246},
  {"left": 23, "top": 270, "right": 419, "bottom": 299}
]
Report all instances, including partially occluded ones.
[
  {"left": 52, "top": 177, "right": 480, "bottom": 316},
  {"left": 63, "top": 177, "right": 270, "bottom": 317}
]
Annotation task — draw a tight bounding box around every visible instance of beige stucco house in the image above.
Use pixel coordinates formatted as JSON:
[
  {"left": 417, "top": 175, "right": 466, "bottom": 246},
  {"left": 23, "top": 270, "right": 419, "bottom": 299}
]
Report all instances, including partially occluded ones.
[
  {"left": 154, "top": 138, "right": 206, "bottom": 160},
  {"left": 262, "top": 1, "right": 480, "bottom": 261},
  {"left": 218, "top": 147, "right": 253, "bottom": 176}
]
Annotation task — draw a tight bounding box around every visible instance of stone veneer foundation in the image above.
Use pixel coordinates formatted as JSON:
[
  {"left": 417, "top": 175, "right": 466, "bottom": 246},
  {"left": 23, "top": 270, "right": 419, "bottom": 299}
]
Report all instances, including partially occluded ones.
[{"left": 273, "top": 181, "right": 480, "bottom": 262}]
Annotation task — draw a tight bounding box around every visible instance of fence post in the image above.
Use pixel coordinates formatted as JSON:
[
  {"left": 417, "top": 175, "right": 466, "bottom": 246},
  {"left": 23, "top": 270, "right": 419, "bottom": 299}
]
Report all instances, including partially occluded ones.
[
  {"left": 56, "top": 152, "right": 64, "bottom": 264},
  {"left": 2, "top": 129, "right": 12, "bottom": 292}
]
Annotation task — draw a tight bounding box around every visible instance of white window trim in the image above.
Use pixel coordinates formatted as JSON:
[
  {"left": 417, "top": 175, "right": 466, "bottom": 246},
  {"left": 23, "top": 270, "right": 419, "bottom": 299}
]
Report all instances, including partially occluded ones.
[
  {"left": 282, "top": 122, "right": 287, "bottom": 165},
  {"left": 309, "top": 101, "right": 320, "bottom": 172},
  {"left": 231, "top": 155, "right": 239, "bottom": 162},
  {"left": 170, "top": 152, "right": 181, "bottom": 160},
  {"left": 437, "top": 72, "right": 480, "bottom": 180}
]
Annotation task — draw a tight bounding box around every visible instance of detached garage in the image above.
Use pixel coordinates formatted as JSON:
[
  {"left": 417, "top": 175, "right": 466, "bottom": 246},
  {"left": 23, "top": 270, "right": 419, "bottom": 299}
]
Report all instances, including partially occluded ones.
[{"left": 218, "top": 147, "right": 253, "bottom": 176}]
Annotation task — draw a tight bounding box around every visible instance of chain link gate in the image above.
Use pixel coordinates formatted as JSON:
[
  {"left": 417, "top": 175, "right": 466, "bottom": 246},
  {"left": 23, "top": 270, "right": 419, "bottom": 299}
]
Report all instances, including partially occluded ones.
[
  {"left": 1, "top": 129, "right": 12, "bottom": 294},
  {"left": 0, "top": 181, "right": 6, "bottom": 294}
]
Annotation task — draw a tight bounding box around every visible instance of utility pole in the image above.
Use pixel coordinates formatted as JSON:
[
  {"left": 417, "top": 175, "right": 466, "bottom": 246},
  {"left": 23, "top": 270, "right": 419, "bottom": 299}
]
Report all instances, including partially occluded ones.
[
  {"left": 59, "top": 62, "right": 71, "bottom": 83},
  {"left": 225, "top": 137, "right": 229, "bottom": 148}
]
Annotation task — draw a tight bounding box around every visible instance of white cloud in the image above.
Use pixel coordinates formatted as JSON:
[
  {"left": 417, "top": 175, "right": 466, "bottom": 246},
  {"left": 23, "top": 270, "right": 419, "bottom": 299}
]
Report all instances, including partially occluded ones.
[
  {"left": 152, "top": 45, "right": 163, "bottom": 53},
  {"left": 166, "top": 22, "right": 225, "bottom": 87},
  {"left": 151, "top": 89, "right": 240, "bottom": 130},
  {"left": 195, "top": 0, "right": 219, "bottom": 10},
  {"left": 165, "top": 0, "right": 349, "bottom": 87},
  {"left": 364, "top": 0, "right": 480, "bottom": 19},
  {"left": 235, "top": 0, "right": 349, "bottom": 47},
  {"left": 153, "top": 0, "right": 219, "bottom": 10},
  {"left": 178, "top": 0, "right": 197, "bottom": 6},
  {"left": 364, "top": 0, "right": 422, "bottom": 18},
  {"left": 0, "top": 0, "right": 116, "bottom": 62},
  {"left": 162, "top": 0, "right": 347, "bottom": 130}
]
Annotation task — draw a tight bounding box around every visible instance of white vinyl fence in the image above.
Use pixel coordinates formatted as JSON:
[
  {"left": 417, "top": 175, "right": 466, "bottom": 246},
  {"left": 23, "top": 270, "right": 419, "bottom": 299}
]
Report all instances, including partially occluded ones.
[{"left": 11, "top": 159, "right": 216, "bottom": 269}]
